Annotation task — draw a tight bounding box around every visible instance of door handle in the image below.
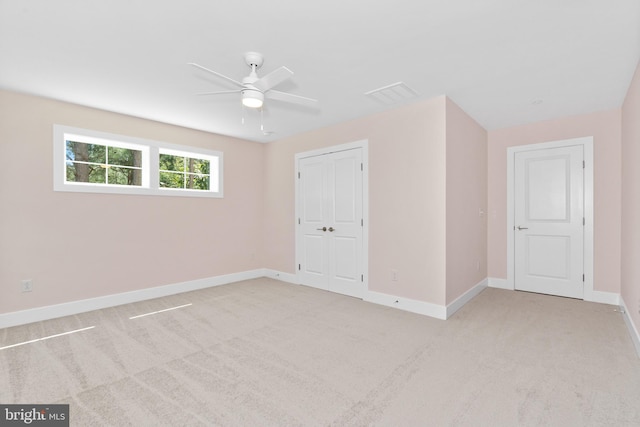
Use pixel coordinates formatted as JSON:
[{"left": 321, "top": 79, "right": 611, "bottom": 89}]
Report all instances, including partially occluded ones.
[
  {"left": 517, "top": 226, "right": 528, "bottom": 230},
  {"left": 328, "top": 227, "right": 335, "bottom": 232},
  {"left": 316, "top": 227, "right": 327, "bottom": 232}
]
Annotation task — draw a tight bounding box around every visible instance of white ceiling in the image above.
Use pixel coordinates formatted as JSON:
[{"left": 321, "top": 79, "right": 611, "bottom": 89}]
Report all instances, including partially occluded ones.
[{"left": 1, "top": 0, "right": 639, "bottom": 143}]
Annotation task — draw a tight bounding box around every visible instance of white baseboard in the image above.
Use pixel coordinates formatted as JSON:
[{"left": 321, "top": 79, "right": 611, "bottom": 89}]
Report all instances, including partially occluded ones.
[
  {"left": 446, "top": 278, "right": 488, "bottom": 319},
  {"left": 5, "top": 268, "right": 624, "bottom": 336},
  {"left": 0, "top": 269, "right": 266, "bottom": 329},
  {"left": 488, "top": 277, "right": 511, "bottom": 290},
  {"left": 263, "top": 269, "right": 299, "bottom": 285},
  {"left": 620, "top": 297, "right": 640, "bottom": 359},
  {"left": 364, "top": 291, "right": 447, "bottom": 320},
  {"left": 584, "top": 290, "right": 621, "bottom": 306}
]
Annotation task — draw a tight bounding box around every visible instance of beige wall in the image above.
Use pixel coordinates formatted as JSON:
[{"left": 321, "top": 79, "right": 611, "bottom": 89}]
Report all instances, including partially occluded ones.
[
  {"left": 264, "top": 96, "right": 448, "bottom": 305},
  {"left": 264, "top": 95, "right": 489, "bottom": 307},
  {"left": 445, "top": 98, "right": 488, "bottom": 304},
  {"left": 487, "top": 109, "right": 622, "bottom": 294},
  {"left": 0, "top": 90, "right": 265, "bottom": 314},
  {"left": 621, "top": 61, "right": 640, "bottom": 333},
  {"left": 0, "top": 91, "right": 487, "bottom": 315},
  {"left": 4, "top": 83, "right": 630, "bottom": 320}
]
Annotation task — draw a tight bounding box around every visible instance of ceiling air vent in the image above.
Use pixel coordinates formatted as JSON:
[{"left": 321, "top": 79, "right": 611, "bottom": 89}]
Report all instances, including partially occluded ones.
[{"left": 364, "top": 82, "right": 419, "bottom": 105}]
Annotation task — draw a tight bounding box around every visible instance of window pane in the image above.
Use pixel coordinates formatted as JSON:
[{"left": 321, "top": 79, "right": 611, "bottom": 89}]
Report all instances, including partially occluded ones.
[
  {"left": 159, "top": 171, "right": 183, "bottom": 188},
  {"left": 189, "top": 158, "right": 210, "bottom": 174},
  {"left": 66, "top": 141, "right": 105, "bottom": 163},
  {"left": 108, "top": 166, "right": 142, "bottom": 186},
  {"left": 89, "top": 166, "right": 106, "bottom": 183},
  {"left": 66, "top": 163, "right": 106, "bottom": 183},
  {"left": 159, "top": 154, "right": 184, "bottom": 172},
  {"left": 185, "top": 174, "right": 209, "bottom": 190},
  {"left": 108, "top": 146, "right": 142, "bottom": 167},
  {"left": 66, "top": 163, "right": 76, "bottom": 182},
  {"left": 130, "top": 168, "right": 143, "bottom": 186}
]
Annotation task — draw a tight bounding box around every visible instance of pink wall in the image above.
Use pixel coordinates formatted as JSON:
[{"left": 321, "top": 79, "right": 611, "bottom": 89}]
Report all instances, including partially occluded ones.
[
  {"left": 621, "top": 61, "right": 640, "bottom": 334},
  {"left": 0, "top": 91, "right": 487, "bottom": 314},
  {"left": 0, "top": 90, "right": 265, "bottom": 314},
  {"left": 264, "top": 97, "right": 448, "bottom": 305},
  {"left": 4, "top": 84, "right": 629, "bottom": 319},
  {"left": 445, "top": 98, "right": 488, "bottom": 304},
  {"left": 487, "top": 109, "right": 622, "bottom": 293}
]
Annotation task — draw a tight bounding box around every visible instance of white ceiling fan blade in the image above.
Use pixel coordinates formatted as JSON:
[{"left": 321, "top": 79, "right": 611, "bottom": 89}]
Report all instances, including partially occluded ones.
[
  {"left": 267, "top": 90, "right": 318, "bottom": 107},
  {"left": 253, "top": 66, "right": 293, "bottom": 92},
  {"left": 188, "top": 62, "right": 244, "bottom": 88},
  {"left": 196, "top": 90, "right": 241, "bottom": 96}
]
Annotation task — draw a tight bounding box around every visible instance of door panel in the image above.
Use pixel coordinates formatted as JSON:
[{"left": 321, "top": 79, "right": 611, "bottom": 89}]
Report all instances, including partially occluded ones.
[
  {"left": 298, "top": 148, "right": 364, "bottom": 298},
  {"left": 303, "top": 235, "right": 325, "bottom": 274},
  {"left": 333, "top": 156, "right": 358, "bottom": 223},
  {"left": 526, "top": 156, "right": 569, "bottom": 221},
  {"left": 332, "top": 236, "right": 358, "bottom": 280},
  {"left": 514, "top": 145, "right": 583, "bottom": 299},
  {"left": 526, "top": 235, "right": 570, "bottom": 279},
  {"left": 301, "top": 161, "right": 325, "bottom": 224}
]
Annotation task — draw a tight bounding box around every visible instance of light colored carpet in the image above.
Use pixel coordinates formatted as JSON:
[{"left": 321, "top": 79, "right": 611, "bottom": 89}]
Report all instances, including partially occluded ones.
[{"left": 1, "top": 278, "right": 639, "bottom": 426}]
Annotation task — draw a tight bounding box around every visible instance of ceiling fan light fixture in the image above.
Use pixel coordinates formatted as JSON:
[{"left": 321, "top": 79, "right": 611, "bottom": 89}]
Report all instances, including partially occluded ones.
[
  {"left": 190, "top": 53, "right": 318, "bottom": 114},
  {"left": 242, "top": 89, "right": 264, "bottom": 108}
]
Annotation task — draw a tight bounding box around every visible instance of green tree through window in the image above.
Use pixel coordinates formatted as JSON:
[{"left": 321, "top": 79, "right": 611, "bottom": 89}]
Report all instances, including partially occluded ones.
[
  {"left": 66, "top": 141, "right": 142, "bottom": 186},
  {"left": 55, "top": 125, "right": 223, "bottom": 198},
  {"left": 159, "top": 152, "right": 210, "bottom": 190}
]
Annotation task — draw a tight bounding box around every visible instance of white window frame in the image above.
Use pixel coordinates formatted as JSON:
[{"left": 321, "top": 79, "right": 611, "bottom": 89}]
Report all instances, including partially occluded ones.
[{"left": 53, "top": 125, "right": 223, "bottom": 198}]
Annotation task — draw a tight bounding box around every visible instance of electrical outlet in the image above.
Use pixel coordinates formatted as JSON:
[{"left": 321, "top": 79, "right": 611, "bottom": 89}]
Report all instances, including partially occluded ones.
[
  {"left": 21, "top": 279, "right": 33, "bottom": 293},
  {"left": 392, "top": 270, "right": 398, "bottom": 282}
]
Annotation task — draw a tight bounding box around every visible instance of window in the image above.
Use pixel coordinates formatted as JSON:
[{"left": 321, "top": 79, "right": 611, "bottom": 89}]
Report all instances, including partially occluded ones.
[
  {"left": 159, "top": 149, "right": 218, "bottom": 192},
  {"left": 65, "top": 140, "right": 146, "bottom": 187},
  {"left": 54, "top": 125, "right": 223, "bottom": 198}
]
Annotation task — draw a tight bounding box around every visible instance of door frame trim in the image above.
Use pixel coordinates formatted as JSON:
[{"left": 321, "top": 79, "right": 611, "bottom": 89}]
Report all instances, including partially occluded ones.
[
  {"left": 294, "top": 140, "right": 369, "bottom": 295},
  {"left": 506, "top": 136, "right": 594, "bottom": 300}
]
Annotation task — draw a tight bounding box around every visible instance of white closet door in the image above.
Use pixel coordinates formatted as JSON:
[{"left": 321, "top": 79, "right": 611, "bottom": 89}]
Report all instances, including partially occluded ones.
[{"left": 298, "top": 148, "right": 364, "bottom": 298}]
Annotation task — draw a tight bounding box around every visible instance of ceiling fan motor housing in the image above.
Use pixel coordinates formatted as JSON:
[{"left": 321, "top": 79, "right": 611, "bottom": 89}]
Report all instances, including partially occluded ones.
[{"left": 244, "top": 52, "right": 264, "bottom": 69}]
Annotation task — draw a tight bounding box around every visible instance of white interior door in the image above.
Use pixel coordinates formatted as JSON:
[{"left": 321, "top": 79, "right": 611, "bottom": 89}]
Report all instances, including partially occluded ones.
[
  {"left": 514, "top": 145, "right": 584, "bottom": 299},
  {"left": 298, "top": 148, "right": 364, "bottom": 298}
]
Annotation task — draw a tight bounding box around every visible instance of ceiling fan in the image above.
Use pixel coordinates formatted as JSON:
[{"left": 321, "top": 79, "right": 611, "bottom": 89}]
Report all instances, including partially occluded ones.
[{"left": 188, "top": 52, "right": 318, "bottom": 109}]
